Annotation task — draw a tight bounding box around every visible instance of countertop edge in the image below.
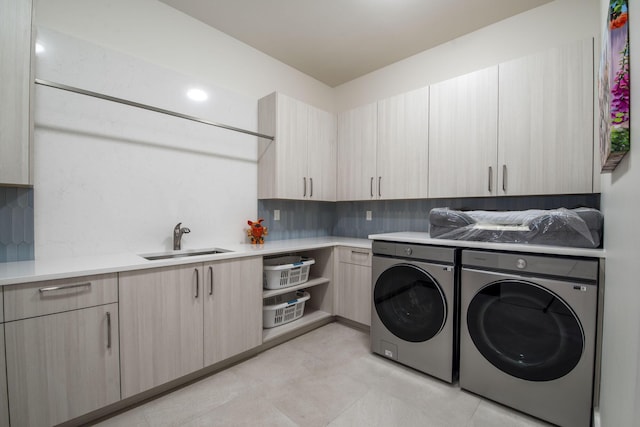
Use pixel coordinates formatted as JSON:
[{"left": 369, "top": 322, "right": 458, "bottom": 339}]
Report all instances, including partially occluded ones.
[
  {"left": 368, "top": 232, "right": 606, "bottom": 258},
  {"left": 0, "top": 237, "right": 372, "bottom": 286}
]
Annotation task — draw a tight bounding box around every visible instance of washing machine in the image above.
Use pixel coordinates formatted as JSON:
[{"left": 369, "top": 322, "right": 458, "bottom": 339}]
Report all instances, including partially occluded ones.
[
  {"left": 370, "top": 241, "right": 457, "bottom": 383},
  {"left": 460, "top": 249, "right": 599, "bottom": 427}
]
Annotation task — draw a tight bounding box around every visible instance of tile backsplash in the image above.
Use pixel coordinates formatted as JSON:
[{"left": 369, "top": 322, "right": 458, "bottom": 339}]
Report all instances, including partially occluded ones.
[
  {"left": 0, "top": 192, "right": 600, "bottom": 262},
  {"left": 0, "top": 187, "right": 35, "bottom": 262},
  {"left": 260, "top": 194, "right": 601, "bottom": 240}
]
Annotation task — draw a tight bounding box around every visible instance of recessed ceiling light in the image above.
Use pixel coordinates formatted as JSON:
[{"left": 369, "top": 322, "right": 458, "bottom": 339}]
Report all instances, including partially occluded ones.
[
  {"left": 35, "top": 42, "right": 45, "bottom": 54},
  {"left": 187, "top": 88, "right": 208, "bottom": 102}
]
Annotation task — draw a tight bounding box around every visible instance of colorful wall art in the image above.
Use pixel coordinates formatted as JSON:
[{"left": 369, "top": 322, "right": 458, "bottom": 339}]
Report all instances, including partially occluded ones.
[{"left": 599, "top": 0, "right": 630, "bottom": 172}]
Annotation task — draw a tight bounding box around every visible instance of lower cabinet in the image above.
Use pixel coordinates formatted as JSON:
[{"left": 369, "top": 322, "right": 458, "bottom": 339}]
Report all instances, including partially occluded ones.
[
  {"left": 0, "top": 326, "right": 8, "bottom": 427},
  {"left": 119, "top": 257, "right": 263, "bottom": 398},
  {"left": 119, "top": 264, "right": 205, "bottom": 398},
  {"left": 204, "top": 257, "right": 262, "bottom": 366},
  {"left": 5, "top": 303, "right": 120, "bottom": 427},
  {"left": 335, "top": 247, "right": 372, "bottom": 326}
]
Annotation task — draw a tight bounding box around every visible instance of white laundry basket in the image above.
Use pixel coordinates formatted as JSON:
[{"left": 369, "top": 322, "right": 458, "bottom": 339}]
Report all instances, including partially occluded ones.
[
  {"left": 263, "top": 290, "right": 311, "bottom": 328},
  {"left": 263, "top": 256, "right": 315, "bottom": 289}
]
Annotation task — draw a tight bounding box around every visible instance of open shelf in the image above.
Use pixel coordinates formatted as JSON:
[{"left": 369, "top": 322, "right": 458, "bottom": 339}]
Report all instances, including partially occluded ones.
[
  {"left": 262, "top": 308, "right": 333, "bottom": 342},
  {"left": 262, "top": 276, "right": 330, "bottom": 298}
]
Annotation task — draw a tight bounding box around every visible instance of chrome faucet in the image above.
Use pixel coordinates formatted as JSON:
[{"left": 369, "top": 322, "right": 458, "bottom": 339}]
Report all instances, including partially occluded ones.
[{"left": 173, "top": 222, "right": 191, "bottom": 250}]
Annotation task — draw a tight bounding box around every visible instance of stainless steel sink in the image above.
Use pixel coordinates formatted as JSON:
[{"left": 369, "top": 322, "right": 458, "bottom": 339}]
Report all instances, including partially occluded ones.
[{"left": 140, "top": 248, "right": 232, "bottom": 261}]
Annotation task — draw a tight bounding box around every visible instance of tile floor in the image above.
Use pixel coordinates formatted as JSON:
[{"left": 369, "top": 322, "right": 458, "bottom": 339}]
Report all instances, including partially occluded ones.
[{"left": 96, "top": 322, "right": 551, "bottom": 427}]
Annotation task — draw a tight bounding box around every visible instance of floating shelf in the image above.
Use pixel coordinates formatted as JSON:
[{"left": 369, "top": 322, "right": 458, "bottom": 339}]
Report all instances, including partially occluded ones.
[
  {"left": 262, "top": 276, "right": 330, "bottom": 299},
  {"left": 262, "top": 308, "right": 332, "bottom": 342}
]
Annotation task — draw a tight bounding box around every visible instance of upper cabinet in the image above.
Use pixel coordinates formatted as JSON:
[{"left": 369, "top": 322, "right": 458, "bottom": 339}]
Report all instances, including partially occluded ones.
[
  {"left": 429, "top": 67, "right": 499, "bottom": 198},
  {"left": 0, "top": 0, "right": 32, "bottom": 186},
  {"left": 336, "top": 102, "right": 377, "bottom": 200},
  {"left": 498, "top": 38, "right": 594, "bottom": 196},
  {"left": 337, "top": 87, "right": 429, "bottom": 201},
  {"left": 258, "top": 92, "right": 336, "bottom": 201},
  {"left": 377, "top": 87, "right": 429, "bottom": 200}
]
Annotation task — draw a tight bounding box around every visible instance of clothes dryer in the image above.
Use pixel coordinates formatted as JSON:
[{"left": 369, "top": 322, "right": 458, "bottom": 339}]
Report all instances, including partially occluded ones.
[{"left": 460, "top": 249, "right": 599, "bottom": 427}]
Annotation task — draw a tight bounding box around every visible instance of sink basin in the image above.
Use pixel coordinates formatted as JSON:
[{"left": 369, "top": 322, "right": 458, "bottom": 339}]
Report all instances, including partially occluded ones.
[{"left": 141, "top": 248, "right": 232, "bottom": 261}]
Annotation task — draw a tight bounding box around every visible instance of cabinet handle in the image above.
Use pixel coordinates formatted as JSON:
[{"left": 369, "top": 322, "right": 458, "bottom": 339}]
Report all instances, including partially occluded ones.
[
  {"left": 351, "top": 250, "right": 370, "bottom": 256},
  {"left": 370, "top": 177, "right": 374, "bottom": 197},
  {"left": 39, "top": 282, "right": 91, "bottom": 294},
  {"left": 195, "top": 268, "right": 199, "bottom": 298},
  {"left": 106, "top": 311, "right": 112, "bottom": 349},
  {"left": 378, "top": 176, "right": 382, "bottom": 197},
  {"left": 209, "top": 266, "right": 214, "bottom": 296},
  {"left": 303, "top": 177, "right": 307, "bottom": 197},
  {"left": 310, "top": 177, "right": 313, "bottom": 197},
  {"left": 488, "top": 166, "right": 493, "bottom": 192},
  {"left": 502, "top": 164, "right": 507, "bottom": 192}
]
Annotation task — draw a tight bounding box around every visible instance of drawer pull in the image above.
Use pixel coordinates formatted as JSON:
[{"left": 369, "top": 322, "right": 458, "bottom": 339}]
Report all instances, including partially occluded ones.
[
  {"left": 39, "top": 282, "right": 92, "bottom": 294},
  {"left": 106, "top": 311, "right": 112, "bottom": 349},
  {"left": 351, "top": 250, "right": 370, "bottom": 256}
]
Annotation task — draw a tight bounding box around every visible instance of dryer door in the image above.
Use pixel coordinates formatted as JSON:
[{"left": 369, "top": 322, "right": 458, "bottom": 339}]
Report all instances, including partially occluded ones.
[
  {"left": 373, "top": 263, "right": 447, "bottom": 343},
  {"left": 466, "top": 279, "right": 584, "bottom": 381}
]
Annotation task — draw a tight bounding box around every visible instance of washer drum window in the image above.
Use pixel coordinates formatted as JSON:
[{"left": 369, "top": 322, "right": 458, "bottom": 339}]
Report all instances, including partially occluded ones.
[
  {"left": 374, "top": 264, "right": 447, "bottom": 343},
  {"left": 467, "top": 280, "right": 584, "bottom": 381}
]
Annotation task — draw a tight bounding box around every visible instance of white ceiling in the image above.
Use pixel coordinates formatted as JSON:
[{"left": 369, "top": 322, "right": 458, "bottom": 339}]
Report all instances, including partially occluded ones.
[{"left": 159, "top": 0, "right": 552, "bottom": 87}]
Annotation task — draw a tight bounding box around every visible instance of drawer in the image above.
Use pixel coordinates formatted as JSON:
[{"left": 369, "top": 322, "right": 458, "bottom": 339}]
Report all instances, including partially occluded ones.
[
  {"left": 336, "top": 247, "right": 372, "bottom": 267},
  {"left": 4, "top": 274, "right": 118, "bottom": 321}
]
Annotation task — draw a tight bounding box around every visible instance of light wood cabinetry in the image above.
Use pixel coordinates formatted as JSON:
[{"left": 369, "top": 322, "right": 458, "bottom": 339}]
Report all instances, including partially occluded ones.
[
  {"left": 119, "top": 264, "right": 204, "bottom": 398},
  {"left": 335, "top": 247, "right": 372, "bottom": 326},
  {"left": 204, "top": 257, "right": 262, "bottom": 366},
  {"left": 337, "top": 88, "right": 429, "bottom": 201},
  {"left": 0, "top": 288, "right": 8, "bottom": 427},
  {"left": 4, "top": 273, "right": 117, "bottom": 321},
  {"left": 337, "top": 102, "right": 378, "bottom": 200},
  {"left": 5, "top": 280, "right": 119, "bottom": 427},
  {"left": 258, "top": 92, "right": 336, "bottom": 201},
  {"left": 376, "top": 87, "right": 429, "bottom": 199},
  {"left": 498, "top": 38, "right": 594, "bottom": 196},
  {"left": 119, "top": 257, "right": 263, "bottom": 397},
  {"left": 429, "top": 66, "right": 499, "bottom": 198},
  {"left": 0, "top": 0, "right": 32, "bottom": 185}
]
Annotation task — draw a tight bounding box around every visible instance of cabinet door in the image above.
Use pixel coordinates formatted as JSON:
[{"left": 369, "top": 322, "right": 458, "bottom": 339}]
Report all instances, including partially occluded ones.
[
  {"left": 276, "top": 94, "right": 309, "bottom": 199},
  {"left": 119, "top": 265, "right": 204, "bottom": 398},
  {"left": 258, "top": 93, "right": 309, "bottom": 199},
  {"left": 335, "top": 248, "right": 372, "bottom": 326},
  {"left": 308, "top": 105, "right": 337, "bottom": 201},
  {"left": 5, "top": 304, "right": 120, "bottom": 427},
  {"left": 0, "top": 0, "right": 32, "bottom": 185},
  {"left": 429, "top": 67, "right": 499, "bottom": 198},
  {"left": 377, "top": 87, "right": 429, "bottom": 199},
  {"left": 203, "top": 257, "right": 262, "bottom": 366},
  {"left": 0, "top": 326, "right": 8, "bottom": 427},
  {"left": 498, "top": 38, "right": 594, "bottom": 196},
  {"left": 337, "top": 102, "right": 378, "bottom": 200}
]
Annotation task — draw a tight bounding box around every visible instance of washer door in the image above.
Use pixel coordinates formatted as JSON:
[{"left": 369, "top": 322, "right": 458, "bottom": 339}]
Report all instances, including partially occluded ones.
[
  {"left": 374, "top": 263, "right": 447, "bottom": 343},
  {"left": 467, "top": 279, "right": 584, "bottom": 381}
]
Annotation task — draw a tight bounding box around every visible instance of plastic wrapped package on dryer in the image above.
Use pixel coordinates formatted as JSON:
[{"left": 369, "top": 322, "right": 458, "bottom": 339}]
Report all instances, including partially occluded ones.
[{"left": 428, "top": 207, "right": 603, "bottom": 248}]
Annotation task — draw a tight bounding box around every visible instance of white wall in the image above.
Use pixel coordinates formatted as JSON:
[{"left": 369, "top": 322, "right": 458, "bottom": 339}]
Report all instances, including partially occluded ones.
[
  {"left": 34, "top": 0, "right": 335, "bottom": 112},
  {"left": 334, "top": 0, "right": 600, "bottom": 111},
  {"left": 34, "top": 29, "right": 261, "bottom": 258},
  {"left": 598, "top": 0, "right": 640, "bottom": 425}
]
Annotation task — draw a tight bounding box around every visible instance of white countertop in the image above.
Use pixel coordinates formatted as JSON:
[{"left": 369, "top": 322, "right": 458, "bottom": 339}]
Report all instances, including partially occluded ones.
[
  {"left": 368, "top": 232, "right": 606, "bottom": 258},
  {"left": 0, "top": 237, "right": 371, "bottom": 286}
]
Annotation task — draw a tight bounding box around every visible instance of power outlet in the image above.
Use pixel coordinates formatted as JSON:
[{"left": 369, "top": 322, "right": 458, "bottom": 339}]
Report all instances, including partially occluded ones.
[
  {"left": 366, "top": 211, "right": 372, "bottom": 221},
  {"left": 274, "top": 210, "right": 280, "bottom": 221}
]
